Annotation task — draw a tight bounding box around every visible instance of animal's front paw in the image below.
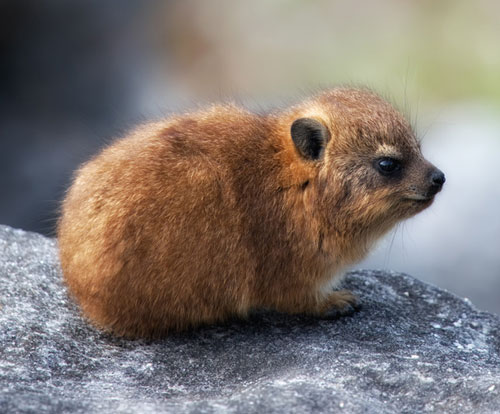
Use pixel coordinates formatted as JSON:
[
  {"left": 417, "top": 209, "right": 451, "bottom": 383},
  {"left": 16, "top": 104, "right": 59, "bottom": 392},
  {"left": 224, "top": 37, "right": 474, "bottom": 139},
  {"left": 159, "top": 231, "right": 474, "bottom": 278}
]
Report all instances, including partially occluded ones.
[{"left": 320, "top": 290, "right": 360, "bottom": 319}]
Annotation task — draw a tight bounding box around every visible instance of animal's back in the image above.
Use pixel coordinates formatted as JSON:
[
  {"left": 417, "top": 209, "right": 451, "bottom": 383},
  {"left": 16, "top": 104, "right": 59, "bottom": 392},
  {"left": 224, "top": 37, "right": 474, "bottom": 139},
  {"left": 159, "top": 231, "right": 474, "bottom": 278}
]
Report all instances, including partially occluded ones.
[{"left": 58, "top": 105, "right": 268, "bottom": 337}]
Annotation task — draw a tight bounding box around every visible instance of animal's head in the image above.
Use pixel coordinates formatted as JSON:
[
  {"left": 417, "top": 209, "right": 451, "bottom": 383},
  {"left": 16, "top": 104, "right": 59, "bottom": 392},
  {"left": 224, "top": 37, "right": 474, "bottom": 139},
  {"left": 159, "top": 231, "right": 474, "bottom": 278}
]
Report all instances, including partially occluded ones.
[{"left": 290, "top": 88, "right": 444, "bottom": 258}]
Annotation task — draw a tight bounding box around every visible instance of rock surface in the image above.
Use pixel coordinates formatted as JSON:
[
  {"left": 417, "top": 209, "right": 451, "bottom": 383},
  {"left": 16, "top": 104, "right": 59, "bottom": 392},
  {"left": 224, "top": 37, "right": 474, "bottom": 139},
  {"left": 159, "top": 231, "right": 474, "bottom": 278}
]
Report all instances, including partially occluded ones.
[{"left": 0, "top": 225, "right": 499, "bottom": 413}]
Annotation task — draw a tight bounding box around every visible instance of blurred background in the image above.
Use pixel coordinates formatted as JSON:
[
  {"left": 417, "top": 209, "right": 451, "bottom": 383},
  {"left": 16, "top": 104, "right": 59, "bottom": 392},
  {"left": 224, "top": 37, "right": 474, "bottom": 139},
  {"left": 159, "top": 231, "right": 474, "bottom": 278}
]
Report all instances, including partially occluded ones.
[{"left": 1, "top": 0, "right": 499, "bottom": 313}]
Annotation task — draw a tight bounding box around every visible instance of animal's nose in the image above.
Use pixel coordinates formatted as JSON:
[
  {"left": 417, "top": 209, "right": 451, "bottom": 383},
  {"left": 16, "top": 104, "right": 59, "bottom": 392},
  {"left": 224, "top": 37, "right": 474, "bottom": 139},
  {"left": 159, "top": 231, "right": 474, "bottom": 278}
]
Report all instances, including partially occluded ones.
[
  {"left": 430, "top": 169, "right": 446, "bottom": 187},
  {"left": 428, "top": 168, "right": 445, "bottom": 196}
]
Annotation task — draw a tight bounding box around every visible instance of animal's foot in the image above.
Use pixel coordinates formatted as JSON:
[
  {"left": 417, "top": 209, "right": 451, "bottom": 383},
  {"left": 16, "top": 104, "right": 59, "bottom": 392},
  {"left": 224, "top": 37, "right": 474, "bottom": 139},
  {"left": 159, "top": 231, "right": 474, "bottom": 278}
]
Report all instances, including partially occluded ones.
[{"left": 319, "top": 290, "right": 360, "bottom": 318}]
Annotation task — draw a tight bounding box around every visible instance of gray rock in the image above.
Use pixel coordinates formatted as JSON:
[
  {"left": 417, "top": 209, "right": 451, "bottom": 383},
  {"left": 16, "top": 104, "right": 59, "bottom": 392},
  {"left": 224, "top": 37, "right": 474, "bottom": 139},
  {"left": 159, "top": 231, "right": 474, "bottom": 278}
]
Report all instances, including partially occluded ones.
[{"left": 0, "top": 225, "right": 499, "bottom": 414}]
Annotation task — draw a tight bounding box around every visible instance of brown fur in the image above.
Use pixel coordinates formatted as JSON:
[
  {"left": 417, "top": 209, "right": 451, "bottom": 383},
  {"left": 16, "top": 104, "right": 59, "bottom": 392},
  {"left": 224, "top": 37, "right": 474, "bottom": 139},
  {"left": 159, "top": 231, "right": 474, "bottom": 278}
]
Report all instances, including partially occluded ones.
[{"left": 58, "top": 88, "right": 443, "bottom": 338}]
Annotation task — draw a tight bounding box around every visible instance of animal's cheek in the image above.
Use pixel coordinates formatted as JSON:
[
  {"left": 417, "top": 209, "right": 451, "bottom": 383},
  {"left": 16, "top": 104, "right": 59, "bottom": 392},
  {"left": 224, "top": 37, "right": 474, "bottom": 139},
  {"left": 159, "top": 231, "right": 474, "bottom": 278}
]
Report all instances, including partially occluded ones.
[{"left": 341, "top": 190, "right": 392, "bottom": 220}]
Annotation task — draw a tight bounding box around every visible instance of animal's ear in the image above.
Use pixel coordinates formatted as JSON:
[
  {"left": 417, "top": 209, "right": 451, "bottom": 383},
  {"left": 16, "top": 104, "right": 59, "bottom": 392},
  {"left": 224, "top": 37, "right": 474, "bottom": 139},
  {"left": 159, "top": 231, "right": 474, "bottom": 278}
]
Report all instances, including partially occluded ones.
[{"left": 290, "top": 118, "right": 329, "bottom": 160}]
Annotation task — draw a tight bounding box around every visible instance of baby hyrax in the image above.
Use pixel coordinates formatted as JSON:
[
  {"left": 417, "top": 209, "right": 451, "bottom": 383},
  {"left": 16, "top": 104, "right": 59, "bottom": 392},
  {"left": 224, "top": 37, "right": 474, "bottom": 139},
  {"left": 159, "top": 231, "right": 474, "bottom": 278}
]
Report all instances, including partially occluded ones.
[{"left": 58, "top": 88, "right": 445, "bottom": 338}]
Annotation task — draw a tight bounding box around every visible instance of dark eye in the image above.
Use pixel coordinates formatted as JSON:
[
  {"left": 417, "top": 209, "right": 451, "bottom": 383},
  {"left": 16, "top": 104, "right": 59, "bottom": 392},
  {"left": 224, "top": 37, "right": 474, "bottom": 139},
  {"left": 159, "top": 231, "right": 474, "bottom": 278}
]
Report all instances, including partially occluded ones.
[{"left": 375, "top": 157, "right": 402, "bottom": 176}]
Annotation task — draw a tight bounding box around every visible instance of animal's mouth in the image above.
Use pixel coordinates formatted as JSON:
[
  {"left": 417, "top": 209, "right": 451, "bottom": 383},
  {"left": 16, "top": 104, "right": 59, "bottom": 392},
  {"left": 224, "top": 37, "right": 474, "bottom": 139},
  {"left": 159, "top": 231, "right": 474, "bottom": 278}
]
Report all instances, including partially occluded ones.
[
  {"left": 407, "top": 195, "right": 433, "bottom": 202},
  {"left": 403, "top": 195, "right": 435, "bottom": 209}
]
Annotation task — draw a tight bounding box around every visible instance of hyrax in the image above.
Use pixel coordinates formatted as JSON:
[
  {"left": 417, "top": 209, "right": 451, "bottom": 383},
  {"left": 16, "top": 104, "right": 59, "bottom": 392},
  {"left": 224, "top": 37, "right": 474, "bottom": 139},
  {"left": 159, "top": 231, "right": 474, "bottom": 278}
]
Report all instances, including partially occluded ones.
[{"left": 58, "top": 88, "right": 445, "bottom": 338}]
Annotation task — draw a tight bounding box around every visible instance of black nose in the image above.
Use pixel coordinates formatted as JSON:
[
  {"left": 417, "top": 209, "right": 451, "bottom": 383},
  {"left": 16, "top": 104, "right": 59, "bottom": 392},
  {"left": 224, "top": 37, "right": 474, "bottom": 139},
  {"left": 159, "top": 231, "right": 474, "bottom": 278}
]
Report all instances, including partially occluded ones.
[
  {"left": 430, "top": 169, "right": 446, "bottom": 186},
  {"left": 428, "top": 168, "right": 445, "bottom": 196}
]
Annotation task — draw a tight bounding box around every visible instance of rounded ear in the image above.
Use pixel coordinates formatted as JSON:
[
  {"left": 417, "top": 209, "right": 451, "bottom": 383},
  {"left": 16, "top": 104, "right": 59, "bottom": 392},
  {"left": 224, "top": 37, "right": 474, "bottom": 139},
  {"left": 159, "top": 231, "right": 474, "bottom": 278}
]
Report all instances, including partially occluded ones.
[{"left": 290, "top": 118, "right": 329, "bottom": 160}]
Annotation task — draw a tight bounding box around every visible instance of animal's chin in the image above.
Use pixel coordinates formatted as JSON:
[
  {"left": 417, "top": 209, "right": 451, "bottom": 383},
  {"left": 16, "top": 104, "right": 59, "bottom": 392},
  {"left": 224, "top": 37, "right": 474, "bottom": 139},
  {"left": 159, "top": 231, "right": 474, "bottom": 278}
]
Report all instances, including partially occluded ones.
[{"left": 380, "top": 195, "right": 435, "bottom": 223}]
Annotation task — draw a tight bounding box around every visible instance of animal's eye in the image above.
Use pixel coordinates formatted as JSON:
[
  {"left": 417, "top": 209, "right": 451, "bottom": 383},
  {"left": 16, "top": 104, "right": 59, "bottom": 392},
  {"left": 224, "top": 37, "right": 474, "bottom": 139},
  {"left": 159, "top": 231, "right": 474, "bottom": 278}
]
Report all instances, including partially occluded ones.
[{"left": 375, "top": 157, "right": 401, "bottom": 176}]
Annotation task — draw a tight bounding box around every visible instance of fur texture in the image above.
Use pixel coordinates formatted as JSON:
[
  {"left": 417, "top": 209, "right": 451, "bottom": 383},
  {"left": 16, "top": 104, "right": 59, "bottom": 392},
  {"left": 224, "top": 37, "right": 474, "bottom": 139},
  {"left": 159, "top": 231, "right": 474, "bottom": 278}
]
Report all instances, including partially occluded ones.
[{"left": 58, "top": 88, "right": 444, "bottom": 338}]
